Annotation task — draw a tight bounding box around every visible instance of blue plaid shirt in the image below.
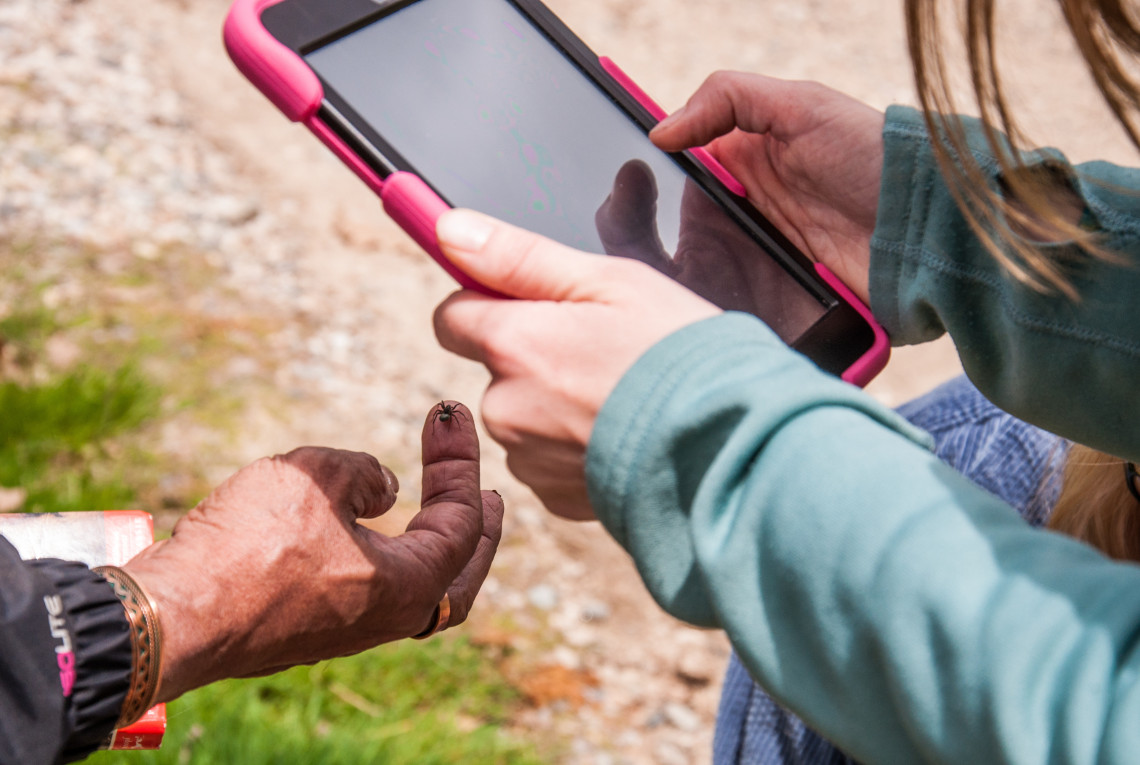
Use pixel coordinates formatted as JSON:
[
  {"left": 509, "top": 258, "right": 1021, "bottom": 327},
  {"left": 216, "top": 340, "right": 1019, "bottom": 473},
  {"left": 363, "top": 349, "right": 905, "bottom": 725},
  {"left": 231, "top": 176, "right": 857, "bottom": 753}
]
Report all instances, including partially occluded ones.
[{"left": 713, "top": 375, "right": 1067, "bottom": 765}]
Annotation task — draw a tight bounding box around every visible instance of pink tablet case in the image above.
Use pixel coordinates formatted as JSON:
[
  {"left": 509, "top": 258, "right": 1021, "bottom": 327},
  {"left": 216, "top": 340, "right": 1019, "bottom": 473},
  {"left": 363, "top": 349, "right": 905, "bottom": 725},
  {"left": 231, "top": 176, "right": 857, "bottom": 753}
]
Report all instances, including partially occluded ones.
[
  {"left": 223, "top": 0, "right": 486, "bottom": 293},
  {"left": 223, "top": 0, "right": 889, "bottom": 385}
]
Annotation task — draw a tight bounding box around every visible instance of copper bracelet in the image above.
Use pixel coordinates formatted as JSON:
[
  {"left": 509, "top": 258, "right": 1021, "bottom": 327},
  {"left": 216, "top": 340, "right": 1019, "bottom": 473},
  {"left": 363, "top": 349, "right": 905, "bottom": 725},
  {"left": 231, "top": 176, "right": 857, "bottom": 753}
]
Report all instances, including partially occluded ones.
[{"left": 94, "top": 566, "right": 164, "bottom": 728}]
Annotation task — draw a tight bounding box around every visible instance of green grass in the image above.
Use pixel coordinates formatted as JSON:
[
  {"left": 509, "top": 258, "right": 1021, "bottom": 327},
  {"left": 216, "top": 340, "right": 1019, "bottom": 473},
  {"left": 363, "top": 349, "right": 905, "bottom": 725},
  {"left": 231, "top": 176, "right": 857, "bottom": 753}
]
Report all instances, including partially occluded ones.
[
  {"left": 0, "top": 300, "right": 162, "bottom": 514},
  {"left": 0, "top": 304, "right": 59, "bottom": 351},
  {"left": 86, "top": 637, "right": 547, "bottom": 764},
  {"left": 0, "top": 332, "right": 161, "bottom": 517},
  {"left": 0, "top": 363, "right": 160, "bottom": 512},
  {"left": 0, "top": 234, "right": 253, "bottom": 515}
]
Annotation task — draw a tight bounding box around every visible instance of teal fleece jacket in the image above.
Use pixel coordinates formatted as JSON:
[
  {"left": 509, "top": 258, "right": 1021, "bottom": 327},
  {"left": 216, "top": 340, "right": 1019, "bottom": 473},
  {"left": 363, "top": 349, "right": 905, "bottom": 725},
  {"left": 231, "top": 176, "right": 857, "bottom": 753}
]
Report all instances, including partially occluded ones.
[{"left": 585, "top": 105, "right": 1140, "bottom": 764}]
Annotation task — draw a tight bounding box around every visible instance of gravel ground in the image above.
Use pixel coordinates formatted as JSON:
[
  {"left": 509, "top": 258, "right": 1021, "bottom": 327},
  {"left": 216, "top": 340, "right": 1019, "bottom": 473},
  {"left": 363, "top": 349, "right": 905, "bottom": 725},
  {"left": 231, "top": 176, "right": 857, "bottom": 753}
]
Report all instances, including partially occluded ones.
[{"left": 2, "top": 0, "right": 1134, "bottom": 761}]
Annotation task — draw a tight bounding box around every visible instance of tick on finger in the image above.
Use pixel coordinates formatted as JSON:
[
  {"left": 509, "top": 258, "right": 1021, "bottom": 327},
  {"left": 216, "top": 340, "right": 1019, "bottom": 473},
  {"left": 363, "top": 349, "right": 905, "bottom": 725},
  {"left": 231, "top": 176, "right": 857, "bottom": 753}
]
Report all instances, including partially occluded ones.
[{"left": 432, "top": 401, "right": 466, "bottom": 429}]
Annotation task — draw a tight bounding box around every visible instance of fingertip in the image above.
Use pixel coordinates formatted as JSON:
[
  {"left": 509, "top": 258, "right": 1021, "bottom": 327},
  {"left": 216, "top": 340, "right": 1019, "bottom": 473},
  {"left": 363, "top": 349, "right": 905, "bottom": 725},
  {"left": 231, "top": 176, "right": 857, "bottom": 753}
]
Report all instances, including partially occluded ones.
[
  {"left": 649, "top": 119, "right": 705, "bottom": 155},
  {"left": 379, "top": 463, "right": 399, "bottom": 497},
  {"left": 436, "top": 209, "right": 526, "bottom": 296},
  {"left": 432, "top": 290, "right": 498, "bottom": 365},
  {"left": 441, "top": 209, "right": 607, "bottom": 303},
  {"left": 353, "top": 454, "right": 400, "bottom": 520},
  {"left": 421, "top": 400, "right": 480, "bottom": 464},
  {"left": 652, "top": 103, "right": 686, "bottom": 132},
  {"left": 481, "top": 489, "right": 506, "bottom": 521},
  {"left": 649, "top": 115, "right": 684, "bottom": 150}
]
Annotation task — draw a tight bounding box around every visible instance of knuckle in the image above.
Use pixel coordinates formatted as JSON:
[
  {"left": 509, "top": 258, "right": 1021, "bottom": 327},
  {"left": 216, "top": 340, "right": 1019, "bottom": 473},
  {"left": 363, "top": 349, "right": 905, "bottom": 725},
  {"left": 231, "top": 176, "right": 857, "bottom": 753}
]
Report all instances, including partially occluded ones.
[
  {"left": 431, "top": 298, "right": 453, "bottom": 338},
  {"left": 432, "top": 291, "right": 469, "bottom": 345},
  {"left": 278, "top": 445, "right": 325, "bottom": 466},
  {"left": 497, "top": 227, "right": 549, "bottom": 286},
  {"left": 705, "top": 69, "right": 732, "bottom": 87},
  {"left": 479, "top": 315, "right": 530, "bottom": 372},
  {"left": 607, "top": 254, "right": 651, "bottom": 280},
  {"left": 602, "top": 256, "right": 658, "bottom": 295},
  {"left": 353, "top": 450, "right": 384, "bottom": 475},
  {"left": 504, "top": 450, "right": 537, "bottom": 485},
  {"left": 704, "top": 69, "right": 745, "bottom": 94}
]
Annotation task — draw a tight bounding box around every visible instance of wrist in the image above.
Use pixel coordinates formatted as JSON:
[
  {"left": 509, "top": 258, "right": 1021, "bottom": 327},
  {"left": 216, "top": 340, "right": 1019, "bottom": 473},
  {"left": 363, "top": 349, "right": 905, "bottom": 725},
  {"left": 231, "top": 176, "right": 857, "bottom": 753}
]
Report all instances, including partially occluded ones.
[{"left": 121, "top": 552, "right": 230, "bottom": 703}]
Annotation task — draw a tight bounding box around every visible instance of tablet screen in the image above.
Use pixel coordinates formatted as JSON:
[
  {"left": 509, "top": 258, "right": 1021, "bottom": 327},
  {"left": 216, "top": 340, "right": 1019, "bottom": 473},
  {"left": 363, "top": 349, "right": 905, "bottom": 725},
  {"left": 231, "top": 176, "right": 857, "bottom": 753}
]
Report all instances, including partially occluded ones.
[{"left": 304, "top": 0, "right": 827, "bottom": 340}]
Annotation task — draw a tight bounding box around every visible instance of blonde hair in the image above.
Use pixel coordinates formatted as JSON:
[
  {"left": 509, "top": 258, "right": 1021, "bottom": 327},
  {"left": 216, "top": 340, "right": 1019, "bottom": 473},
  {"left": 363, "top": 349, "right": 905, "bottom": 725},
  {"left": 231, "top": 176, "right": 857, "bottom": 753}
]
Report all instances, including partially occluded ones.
[
  {"left": 1048, "top": 445, "right": 1140, "bottom": 562},
  {"left": 904, "top": 0, "right": 1140, "bottom": 555},
  {"left": 903, "top": 0, "right": 1140, "bottom": 297}
]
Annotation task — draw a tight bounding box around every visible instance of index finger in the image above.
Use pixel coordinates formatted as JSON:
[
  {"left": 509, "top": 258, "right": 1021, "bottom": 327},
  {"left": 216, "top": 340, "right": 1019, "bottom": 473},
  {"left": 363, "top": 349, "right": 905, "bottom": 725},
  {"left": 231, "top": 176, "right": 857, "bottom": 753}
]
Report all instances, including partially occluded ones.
[
  {"left": 397, "top": 401, "right": 484, "bottom": 584},
  {"left": 650, "top": 71, "right": 795, "bottom": 152}
]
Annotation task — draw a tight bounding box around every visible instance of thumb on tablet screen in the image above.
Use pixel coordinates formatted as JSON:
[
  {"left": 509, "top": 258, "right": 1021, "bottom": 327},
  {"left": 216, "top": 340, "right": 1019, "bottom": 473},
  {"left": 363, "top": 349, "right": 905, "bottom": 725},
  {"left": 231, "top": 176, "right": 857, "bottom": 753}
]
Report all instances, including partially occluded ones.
[{"left": 436, "top": 209, "right": 609, "bottom": 302}]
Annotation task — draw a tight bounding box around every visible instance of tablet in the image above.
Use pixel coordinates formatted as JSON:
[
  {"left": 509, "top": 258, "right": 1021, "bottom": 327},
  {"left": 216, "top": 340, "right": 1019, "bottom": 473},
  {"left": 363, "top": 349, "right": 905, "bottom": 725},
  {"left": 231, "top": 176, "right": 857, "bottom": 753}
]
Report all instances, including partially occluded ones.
[{"left": 223, "top": 0, "right": 889, "bottom": 383}]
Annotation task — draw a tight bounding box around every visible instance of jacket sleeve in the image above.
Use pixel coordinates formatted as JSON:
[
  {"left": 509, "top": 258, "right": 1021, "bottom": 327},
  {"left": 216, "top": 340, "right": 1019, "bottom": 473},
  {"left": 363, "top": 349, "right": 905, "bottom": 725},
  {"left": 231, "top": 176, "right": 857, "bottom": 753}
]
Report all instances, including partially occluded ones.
[
  {"left": 870, "top": 105, "right": 1140, "bottom": 462},
  {"left": 583, "top": 107, "right": 1140, "bottom": 764},
  {"left": 586, "top": 314, "right": 1140, "bottom": 765},
  {"left": 0, "top": 535, "right": 132, "bottom": 764}
]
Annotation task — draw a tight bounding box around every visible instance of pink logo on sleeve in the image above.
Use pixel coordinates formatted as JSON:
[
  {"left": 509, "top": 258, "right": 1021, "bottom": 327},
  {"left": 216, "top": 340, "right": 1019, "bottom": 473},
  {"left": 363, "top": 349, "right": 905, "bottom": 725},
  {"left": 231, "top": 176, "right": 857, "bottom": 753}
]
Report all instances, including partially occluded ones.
[{"left": 43, "top": 596, "right": 76, "bottom": 697}]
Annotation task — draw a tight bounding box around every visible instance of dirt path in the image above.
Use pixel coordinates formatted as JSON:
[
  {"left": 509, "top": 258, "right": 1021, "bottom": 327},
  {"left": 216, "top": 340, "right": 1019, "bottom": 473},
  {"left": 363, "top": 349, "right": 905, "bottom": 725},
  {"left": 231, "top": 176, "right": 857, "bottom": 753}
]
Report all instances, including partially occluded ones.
[{"left": 11, "top": 0, "right": 1136, "bottom": 760}]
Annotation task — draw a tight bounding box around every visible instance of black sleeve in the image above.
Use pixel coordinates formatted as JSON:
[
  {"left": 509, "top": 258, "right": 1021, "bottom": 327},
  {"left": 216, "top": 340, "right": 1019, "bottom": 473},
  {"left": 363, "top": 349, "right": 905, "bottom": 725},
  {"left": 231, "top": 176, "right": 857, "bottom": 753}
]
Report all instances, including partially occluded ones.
[{"left": 0, "top": 535, "right": 132, "bottom": 765}]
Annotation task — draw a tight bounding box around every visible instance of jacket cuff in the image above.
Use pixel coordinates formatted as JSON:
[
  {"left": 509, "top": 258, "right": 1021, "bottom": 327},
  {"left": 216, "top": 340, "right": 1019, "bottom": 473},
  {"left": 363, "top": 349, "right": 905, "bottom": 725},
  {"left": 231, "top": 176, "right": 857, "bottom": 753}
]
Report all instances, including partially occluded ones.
[
  {"left": 869, "top": 104, "right": 951, "bottom": 345},
  {"left": 29, "top": 558, "right": 131, "bottom": 762}
]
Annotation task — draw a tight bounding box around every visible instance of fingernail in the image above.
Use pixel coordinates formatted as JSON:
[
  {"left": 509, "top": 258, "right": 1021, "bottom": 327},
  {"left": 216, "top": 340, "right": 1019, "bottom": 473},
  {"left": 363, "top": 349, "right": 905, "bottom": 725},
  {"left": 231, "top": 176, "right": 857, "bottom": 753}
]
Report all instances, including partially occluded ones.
[
  {"left": 437, "top": 209, "right": 495, "bottom": 253},
  {"left": 380, "top": 464, "right": 399, "bottom": 495}
]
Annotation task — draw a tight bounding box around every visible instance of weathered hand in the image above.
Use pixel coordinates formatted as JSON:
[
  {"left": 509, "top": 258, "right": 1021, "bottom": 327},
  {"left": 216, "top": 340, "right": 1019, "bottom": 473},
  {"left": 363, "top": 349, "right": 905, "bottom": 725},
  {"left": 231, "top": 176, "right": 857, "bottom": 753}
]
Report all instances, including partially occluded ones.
[
  {"left": 650, "top": 71, "right": 885, "bottom": 305},
  {"left": 433, "top": 209, "right": 721, "bottom": 520},
  {"left": 124, "top": 401, "right": 502, "bottom": 702}
]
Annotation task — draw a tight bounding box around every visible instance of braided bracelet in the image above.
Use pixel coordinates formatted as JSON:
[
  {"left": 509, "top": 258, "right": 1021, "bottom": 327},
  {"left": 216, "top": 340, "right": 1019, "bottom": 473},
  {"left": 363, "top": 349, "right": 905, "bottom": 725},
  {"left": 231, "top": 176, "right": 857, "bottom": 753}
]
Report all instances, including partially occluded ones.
[{"left": 93, "top": 566, "right": 164, "bottom": 728}]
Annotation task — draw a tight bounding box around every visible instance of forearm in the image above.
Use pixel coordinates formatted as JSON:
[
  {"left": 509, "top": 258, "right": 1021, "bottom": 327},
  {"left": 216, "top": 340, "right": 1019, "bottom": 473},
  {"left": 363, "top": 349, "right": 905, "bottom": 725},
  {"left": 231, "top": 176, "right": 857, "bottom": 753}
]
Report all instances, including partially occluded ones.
[
  {"left": 587, "top": 313, "right": 1140, "bottom": 764},
  {"left": 870, "top": 105, "right": 1140, "bottom": 461},
  {"left": 0, "top": 537, "right": 131, "bottom": 764}
]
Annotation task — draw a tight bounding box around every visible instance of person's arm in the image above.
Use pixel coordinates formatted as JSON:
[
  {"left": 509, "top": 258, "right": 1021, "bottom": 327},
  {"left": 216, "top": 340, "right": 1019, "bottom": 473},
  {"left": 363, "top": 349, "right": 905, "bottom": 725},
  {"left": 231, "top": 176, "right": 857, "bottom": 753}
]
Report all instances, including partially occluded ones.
[
  {"left": 429, "top": 206, "right": 1140, "bottom": 762},
  {"left": 0, "top": 401, "right": 501, "bottom": 765},
  {"left": 871, "top": 105, "right": 1140, "bottom": 462},
  {"left": 0, "top": 540, "right": 130, "bottom": 764},
  {"left": 125, "top": 401, "right": 500, "bottom": 703},
  {"left": 649, "top": 76, "right": 1140, "bottom": 462},
  {"left": 428, "top": 77, "right": 1140, "bottom": 762},
  {"left": 586, "top": 312, "right": 1140, "bottom": 765}
]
